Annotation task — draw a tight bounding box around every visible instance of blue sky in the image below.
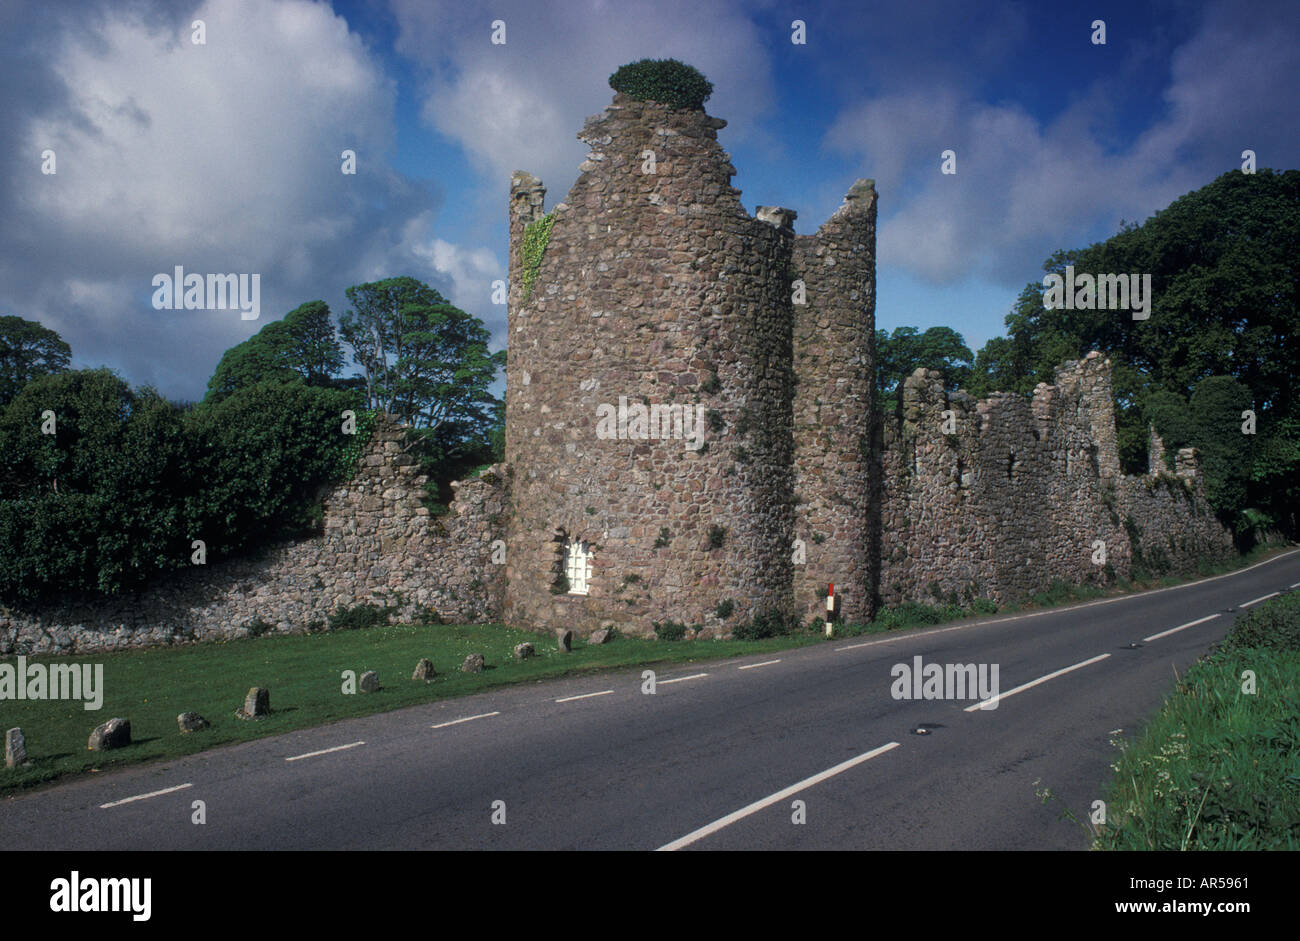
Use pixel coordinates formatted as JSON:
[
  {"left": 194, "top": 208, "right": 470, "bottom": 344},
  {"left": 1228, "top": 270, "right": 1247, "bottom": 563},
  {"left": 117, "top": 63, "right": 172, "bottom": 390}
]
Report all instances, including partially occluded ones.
[{"left": 1, "top": 0, "right": 1296, "bottom": 401}]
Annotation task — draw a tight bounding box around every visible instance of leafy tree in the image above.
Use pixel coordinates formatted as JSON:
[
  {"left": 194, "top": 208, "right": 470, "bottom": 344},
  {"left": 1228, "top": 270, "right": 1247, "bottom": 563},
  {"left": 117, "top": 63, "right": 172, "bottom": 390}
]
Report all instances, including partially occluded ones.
[
  {"left": 969, "top": 169, "right": 1298, "bottom": 534},
  {"left": 0, "top": 368, "right": 372, "bottom": 603},
  {"left": 0, "top": 369, "right": 191, "bottom": 599},
  {"left": 184, "top": 381, "right": 371, "bottom": 555},
  {"left": 876, "top": 326, "right": 973, "bottom": 412},
  {"left": 204, "top": 301, "right": 343, "bottom": 404},
  {"left": 338, "top": 277, "right": 504, "bottom": 437},
  {"left": 286, "top": 301, "right": 345, "bottom": 384},
  {"left": 1251, "top": 416, "right": 1300, "bottom": 536},
  {"left": 1188, "top": 376, "right": 1253, "bottom": 522},
  {"left": 0, "top": 315, "right": 72, "bottom": 407},
  {"left": 1141, "top": 389, "right": 1196, "bottom": 470}
]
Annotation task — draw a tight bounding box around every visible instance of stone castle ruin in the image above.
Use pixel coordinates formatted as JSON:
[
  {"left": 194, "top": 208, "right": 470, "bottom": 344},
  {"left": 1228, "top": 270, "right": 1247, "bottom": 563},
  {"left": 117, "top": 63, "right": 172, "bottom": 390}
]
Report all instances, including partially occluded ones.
[
  {"left": 504, "top": 92, "right": 877, "bottom": 632},
  {"left": 500, "top": 89, "right": 1231, "bottom": 637},
  {"left": 0, "top": 87, "right": 1233, "bottom": 656}
]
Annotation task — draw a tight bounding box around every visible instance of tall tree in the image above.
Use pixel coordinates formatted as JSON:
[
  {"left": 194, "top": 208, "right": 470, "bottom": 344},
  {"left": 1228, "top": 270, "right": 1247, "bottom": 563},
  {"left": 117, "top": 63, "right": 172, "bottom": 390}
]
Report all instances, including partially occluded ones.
[
  {"left": 969, "top": 168, "right": 1299, "bottom": 534},
  {"left": 338, "top": 277, "right": 504, "bottom": 437},
  {"left": 876, "top": 326, "right": 973, "bottom": 412},
  {"left": 0, "top": 315, "right": 72, "bottom": 407},
  {"left": 204, "top": 300, "right": 343, "bottom": 404},
  {"left": 280, "top": 300, "right": 344, "bottom": 385}
]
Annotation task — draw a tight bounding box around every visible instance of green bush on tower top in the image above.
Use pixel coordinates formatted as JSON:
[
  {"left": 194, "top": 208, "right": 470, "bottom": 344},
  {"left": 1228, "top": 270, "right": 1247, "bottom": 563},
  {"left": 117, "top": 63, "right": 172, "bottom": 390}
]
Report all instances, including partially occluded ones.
[{"left": 608, "top": 59, "right": 713, "bottom": 111}]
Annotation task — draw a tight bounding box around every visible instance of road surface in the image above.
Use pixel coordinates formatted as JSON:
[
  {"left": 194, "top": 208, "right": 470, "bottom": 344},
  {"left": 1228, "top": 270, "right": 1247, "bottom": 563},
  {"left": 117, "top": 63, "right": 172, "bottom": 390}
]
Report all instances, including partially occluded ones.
[{"left": 3, "top": 549, "right": 1296, "bottom": 850}]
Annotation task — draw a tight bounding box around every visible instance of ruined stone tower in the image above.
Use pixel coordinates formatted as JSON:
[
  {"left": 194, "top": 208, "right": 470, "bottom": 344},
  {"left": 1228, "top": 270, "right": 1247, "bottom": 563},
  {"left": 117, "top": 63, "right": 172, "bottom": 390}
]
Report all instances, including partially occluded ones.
[{"left": 503, "top": 90, "right": 878, "bottom": 636}]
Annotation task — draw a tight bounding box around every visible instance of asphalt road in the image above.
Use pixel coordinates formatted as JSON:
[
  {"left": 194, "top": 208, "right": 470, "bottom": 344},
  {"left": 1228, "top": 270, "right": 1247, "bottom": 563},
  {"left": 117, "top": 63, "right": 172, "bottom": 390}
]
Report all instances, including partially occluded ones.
[{"left": 3, "top": 549, "right": 1297, "bottom": 850}]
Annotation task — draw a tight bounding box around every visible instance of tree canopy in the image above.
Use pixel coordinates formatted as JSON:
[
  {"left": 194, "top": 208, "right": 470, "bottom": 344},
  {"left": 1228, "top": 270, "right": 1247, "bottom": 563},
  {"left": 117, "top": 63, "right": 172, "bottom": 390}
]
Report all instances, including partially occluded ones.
[
  {"left": 876, "top": 326, "right": 973, "bottom": 413},
  {"left": 0, "top": 315, "right": 72, "bottom": 407},
  {"left": 338, "top": 276, "right": 505, "bottom": 440},
  {"left": 0, "top": 276, "right": 505, "bottom": 602},
  {"left": 965, "top": 168, "right": 1299, "bottom": 536},
  {"left": 204, "top": 300, "right": 344, "bottom": 404}
]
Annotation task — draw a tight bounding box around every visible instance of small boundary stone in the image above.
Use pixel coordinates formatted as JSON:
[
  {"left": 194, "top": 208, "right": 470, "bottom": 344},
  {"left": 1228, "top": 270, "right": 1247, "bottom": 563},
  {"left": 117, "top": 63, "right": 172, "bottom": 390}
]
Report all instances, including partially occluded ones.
[
  {"left": 88, "top": 718, "right": 131, "bottom": 751},
  {"left": 177, "top": 712, "right": 209, "bottom": 733}
]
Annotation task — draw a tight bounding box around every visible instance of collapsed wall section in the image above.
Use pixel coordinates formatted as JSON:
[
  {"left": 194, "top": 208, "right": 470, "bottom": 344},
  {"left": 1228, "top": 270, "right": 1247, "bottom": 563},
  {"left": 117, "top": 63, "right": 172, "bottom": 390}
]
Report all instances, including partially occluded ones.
[{"left": 0, "top": 417, "right": 509, "bottom": 655}]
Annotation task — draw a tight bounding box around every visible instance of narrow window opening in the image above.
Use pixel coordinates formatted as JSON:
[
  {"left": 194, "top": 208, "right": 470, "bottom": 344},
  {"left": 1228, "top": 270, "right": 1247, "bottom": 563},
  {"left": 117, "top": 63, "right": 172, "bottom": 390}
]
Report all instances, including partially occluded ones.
[{"left": 565, "top": 538, "right": 592, "bottom": 595}]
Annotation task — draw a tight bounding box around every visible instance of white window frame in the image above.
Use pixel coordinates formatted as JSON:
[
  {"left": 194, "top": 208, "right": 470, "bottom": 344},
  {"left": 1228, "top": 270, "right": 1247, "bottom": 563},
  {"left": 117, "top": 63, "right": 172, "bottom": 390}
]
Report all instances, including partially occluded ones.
[{"left": 565, "top": 539, "right": 592, "bottom": 595}]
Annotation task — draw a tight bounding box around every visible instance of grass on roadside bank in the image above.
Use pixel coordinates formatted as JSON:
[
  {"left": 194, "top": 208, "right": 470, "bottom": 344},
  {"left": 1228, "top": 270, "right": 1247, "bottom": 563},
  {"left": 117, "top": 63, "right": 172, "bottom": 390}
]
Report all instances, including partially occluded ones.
[
  {"left": 0, "top": 622, "right": 820, "bottom": 794},
  {"left": 1093, "top": 590, "right": 1300, "bottom": 850}
]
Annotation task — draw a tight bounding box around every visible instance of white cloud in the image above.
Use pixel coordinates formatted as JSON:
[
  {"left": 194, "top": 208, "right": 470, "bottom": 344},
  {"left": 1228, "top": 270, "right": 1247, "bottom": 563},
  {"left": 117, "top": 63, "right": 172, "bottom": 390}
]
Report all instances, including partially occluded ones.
[
  {"left": 21, "top": 0, "right": 395, "bottom": 262},
  {"left": 417, "top": 238, "right": 501, "bottom": 315},
  {"left": 823, "top": 1, "right": 1300, "bottom": 287},
  {"left": 0, "top": 0, "right": 454, "bottom": 399}
]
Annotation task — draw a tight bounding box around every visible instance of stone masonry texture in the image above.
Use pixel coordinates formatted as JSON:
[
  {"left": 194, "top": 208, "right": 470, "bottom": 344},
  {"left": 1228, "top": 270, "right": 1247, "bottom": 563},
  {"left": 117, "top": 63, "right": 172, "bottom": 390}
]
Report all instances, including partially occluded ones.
[{"left": 0, "top": 418, "right": 508, "bottom": 655}]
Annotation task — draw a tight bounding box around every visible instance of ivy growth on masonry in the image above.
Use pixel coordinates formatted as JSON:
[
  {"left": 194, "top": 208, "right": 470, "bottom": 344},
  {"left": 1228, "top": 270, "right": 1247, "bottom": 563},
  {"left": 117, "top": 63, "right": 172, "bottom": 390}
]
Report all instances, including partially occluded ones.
[
  {"left": 337, "top": 408, "right": 379, "bottom": 479},
  {"left": 608, "top": 58, "right": 713, "bottom": 110},
  {"left": 520, "top": 210, "right": 556, "bottom": 304}
]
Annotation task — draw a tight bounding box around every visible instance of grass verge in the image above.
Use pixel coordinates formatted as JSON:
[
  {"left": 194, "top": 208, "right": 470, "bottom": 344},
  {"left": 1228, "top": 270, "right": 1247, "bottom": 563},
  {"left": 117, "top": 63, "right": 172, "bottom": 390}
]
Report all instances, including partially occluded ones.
[
  {"left": 1093, "top": 590, "right": 1300, "bottom": 849},
  {"left": 0, "top": 622, "right": 818, "bottom": 794}
]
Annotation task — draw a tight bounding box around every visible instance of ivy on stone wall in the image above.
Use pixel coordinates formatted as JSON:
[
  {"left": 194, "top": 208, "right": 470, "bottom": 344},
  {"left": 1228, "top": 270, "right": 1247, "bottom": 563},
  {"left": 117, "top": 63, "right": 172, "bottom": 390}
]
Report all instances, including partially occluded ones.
[
  {"left": 520, "top": 210, "right": 556, "bottom": 304},
  {"left": 337, "top": 408, "right": 379, "bottom": 479}
]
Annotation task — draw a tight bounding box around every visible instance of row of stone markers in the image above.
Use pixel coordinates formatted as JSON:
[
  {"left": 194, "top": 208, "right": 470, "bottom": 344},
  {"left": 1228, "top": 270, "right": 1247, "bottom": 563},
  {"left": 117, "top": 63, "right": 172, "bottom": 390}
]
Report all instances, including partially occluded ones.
[
  {"left": 416, "top": 627, "right": 607, "bottom": 679},
  {"left": 1, "top": 685, "right": 273, "bottom": 768},
  {"left": 4, "top": 628, "right": 608, "bottom": 768}
]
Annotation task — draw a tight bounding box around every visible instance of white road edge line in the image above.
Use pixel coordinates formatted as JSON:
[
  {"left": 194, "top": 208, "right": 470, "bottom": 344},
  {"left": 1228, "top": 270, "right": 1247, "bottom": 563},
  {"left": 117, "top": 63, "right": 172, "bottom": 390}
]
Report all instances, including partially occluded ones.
[
  {"left": 1291, "top": 581, "right": 1300, "bottom": 589},
  {"left": 285, "top": 741, "right": 366, "bottom": 762},
  {"left": 738, "top": 660, "right": 781, "bottom": 670},
  {"left": 1144, "top": 613, "right": 1220, "bottom": 642},
  {"left": 432, "top": 711, "right": 500, "bottom": 729},
  {"left": 657, "top": 742, "right": 901, "bottom": 851},
  {"left": 659, "top": 672, "right": 709, "bottom": 685},
  {"left": 100, "top": 782, "right": 192, "bottom": 809},
  {"left": 1240, "top": 592, "right": 1280, "bottom": 608},
  {"left": 555, "top": 690, "right": 613, "bottom": 703},
  {"left": 965, "top": 653, "right": 1111, "bottom": 712}
]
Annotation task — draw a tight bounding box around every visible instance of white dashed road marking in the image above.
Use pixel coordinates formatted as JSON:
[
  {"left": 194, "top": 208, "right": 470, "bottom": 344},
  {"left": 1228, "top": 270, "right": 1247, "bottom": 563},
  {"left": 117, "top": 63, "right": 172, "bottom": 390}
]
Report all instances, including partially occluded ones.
[
  {"left": 100, "top": 783, "right": 193, "bottom": 809},
  {"left": 1240, "top": 592, "right": 1280, "bottom": 608},
  {"left": 659, "top": 673, "right": 709, "bottom": 685},
  {"left": 556, "top": 690, "right": 613, "bottom": 703},
  {"left": 431, "top": 711, "right": 500, "bottom": 729},
  {"left": 1143, "top": 613, "right": 1221, "bottom": 642},
  {"left": 965, "top": 654, "right": 1111, "bottom": 712},
  {"left": 738, "top": 660, "right": 781, "bottom": 670},
  {"left": 284, "top": 741, "right": 366, "bottom": 762},
  {"left": 658, "top": 741, "right": 901, "bottom": 851}
]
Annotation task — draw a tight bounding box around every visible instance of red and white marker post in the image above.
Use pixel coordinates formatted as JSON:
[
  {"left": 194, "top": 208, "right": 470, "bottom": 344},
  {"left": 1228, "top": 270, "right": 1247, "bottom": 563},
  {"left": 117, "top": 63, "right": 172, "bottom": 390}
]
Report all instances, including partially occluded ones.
[{"left": 825, "top": 583, "right": 836, "bottom": 635}]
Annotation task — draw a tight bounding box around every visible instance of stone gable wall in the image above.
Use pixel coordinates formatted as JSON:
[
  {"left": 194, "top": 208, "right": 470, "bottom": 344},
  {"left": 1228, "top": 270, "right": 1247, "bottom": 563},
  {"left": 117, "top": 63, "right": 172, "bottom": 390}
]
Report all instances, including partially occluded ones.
[{"left": 0, "top": 417, "right": 509, "bottom": 656}]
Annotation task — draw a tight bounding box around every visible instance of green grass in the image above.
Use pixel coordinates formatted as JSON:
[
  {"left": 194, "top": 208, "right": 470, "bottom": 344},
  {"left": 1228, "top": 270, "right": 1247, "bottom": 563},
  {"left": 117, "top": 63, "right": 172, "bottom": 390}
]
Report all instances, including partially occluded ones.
[
  {"left": 0, "top": 622, "right": 819, "bottom": 794},
  {"left": 1094, "top": 590, "right": 1300, "bottom": 850}
]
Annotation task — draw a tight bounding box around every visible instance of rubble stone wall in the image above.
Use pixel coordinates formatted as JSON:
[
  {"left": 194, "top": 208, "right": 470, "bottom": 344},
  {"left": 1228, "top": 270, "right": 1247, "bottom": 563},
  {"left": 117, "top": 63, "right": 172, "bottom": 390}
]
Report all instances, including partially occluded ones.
[{"left": 0, "top": 418, "right": 508, "bottom": 656}]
